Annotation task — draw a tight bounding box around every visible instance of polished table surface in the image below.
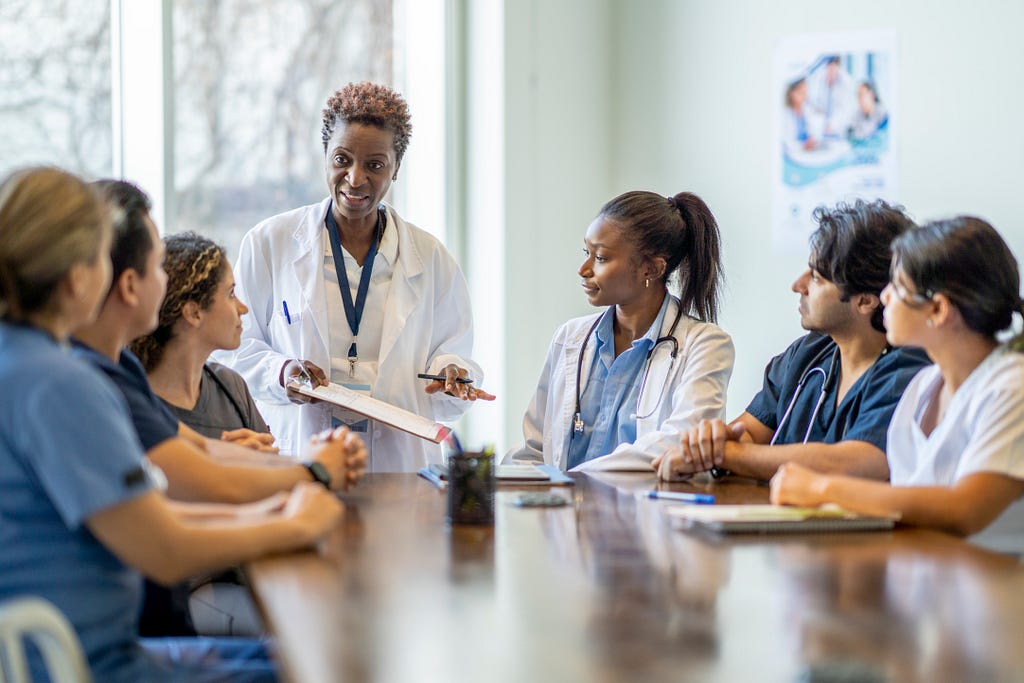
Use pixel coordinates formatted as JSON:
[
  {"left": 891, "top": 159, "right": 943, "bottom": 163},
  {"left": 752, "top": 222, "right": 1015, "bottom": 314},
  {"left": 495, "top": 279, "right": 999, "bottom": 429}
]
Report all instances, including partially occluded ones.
[{"left": 247, "top": 473, "right": 1024, "bottom": 683}]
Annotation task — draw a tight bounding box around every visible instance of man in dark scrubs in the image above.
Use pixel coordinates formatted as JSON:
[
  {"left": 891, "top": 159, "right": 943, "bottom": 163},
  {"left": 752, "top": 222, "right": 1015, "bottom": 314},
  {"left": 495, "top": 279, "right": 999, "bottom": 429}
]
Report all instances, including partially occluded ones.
[{"left": 656, "top": 199, "right": 930, "bottom": 482}]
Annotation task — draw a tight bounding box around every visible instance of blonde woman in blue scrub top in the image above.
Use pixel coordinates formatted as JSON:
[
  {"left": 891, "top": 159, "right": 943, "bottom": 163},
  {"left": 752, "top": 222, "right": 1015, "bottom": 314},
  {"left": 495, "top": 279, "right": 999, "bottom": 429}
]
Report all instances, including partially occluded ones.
[{"left": 508, "top": 191, "right": 735, "bottom": 471}]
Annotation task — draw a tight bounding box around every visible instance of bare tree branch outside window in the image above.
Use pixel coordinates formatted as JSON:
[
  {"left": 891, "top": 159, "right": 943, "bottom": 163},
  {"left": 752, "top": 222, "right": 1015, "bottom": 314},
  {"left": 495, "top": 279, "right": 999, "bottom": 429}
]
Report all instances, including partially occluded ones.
[
  {"left": 0, "top": 0, "right": 112, "bottom": 179},
  {"left": 171, "top": 0, "right": 394, "bottom": 258}
]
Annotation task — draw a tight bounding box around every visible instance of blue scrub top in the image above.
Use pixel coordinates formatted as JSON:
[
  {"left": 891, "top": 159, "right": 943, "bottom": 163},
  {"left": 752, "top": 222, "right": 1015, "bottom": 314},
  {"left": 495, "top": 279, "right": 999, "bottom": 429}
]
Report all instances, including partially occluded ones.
[
  {"left": 745, "top": 332, "right": 931, "bottom": 450},
  {"left": 0, "top": 322, "right": 157, "bottom": 682},
  {"left": 566, "top": 295, "right": 669, "bottom": 469},
  {"left": 72, "top": 341, "right": 179, "bottom": 450}
]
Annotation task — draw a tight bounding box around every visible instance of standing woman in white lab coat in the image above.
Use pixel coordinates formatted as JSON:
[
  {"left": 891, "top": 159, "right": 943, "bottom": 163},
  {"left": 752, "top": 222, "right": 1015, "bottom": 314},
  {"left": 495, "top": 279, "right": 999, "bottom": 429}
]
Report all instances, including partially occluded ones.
[
  {"left": 508, "top": 191, "right": 735, "bottom": 471},
  {"left": 221, "top": 82, "right": 494, "bottom": 470}
]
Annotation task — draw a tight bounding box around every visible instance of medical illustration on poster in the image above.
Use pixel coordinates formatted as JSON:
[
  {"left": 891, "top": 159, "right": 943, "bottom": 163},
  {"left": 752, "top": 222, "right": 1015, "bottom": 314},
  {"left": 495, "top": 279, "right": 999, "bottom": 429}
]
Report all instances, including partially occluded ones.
[{"left": 773, "top": 30, "right": 898, "bottom": 253}]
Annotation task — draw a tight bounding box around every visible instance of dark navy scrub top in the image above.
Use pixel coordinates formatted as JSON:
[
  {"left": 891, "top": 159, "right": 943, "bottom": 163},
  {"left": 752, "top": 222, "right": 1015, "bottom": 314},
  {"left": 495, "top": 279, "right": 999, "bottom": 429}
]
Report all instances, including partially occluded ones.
[{"left": 746, "top": 332, "right": 931, "bottom": 451}]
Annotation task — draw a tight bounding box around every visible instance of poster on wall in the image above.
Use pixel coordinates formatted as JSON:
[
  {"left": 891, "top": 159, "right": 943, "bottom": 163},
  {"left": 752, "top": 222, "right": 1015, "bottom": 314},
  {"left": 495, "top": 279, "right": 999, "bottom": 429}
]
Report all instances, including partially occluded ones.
[{"left": 773, "top": 30, "right": 898, "bottom": 253}]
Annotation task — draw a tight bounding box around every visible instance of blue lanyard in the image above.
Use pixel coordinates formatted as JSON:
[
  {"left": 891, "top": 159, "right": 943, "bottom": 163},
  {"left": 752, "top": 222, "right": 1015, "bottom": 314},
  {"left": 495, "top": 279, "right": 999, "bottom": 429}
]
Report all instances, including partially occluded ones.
[{"left": 325, "top": 201, "right": 385, "bottom": 376}]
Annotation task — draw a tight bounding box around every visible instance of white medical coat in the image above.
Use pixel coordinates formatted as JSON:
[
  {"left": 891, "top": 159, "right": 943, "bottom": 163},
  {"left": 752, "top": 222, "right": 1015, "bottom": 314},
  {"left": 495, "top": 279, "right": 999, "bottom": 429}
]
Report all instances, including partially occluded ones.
[
  {"left": 507, "top": 297, "right": 734, "bottom": 471},
  {"left": 218, "top": 198, "right": 480, "bottom": 471}
]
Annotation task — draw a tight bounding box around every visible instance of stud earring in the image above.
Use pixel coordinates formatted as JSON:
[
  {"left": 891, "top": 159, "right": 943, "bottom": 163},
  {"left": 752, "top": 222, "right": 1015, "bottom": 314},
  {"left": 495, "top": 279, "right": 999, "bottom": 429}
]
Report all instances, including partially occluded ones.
[{"left": 926, "top": 319, "right": 934, "bottom": 327}]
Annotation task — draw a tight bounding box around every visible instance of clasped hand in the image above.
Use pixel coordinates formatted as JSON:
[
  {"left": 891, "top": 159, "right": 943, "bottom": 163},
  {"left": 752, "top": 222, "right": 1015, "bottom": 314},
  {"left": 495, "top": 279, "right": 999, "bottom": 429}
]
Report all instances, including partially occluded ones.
[{"left": 653, "top": 418, "right": 746, "bottom": 481}]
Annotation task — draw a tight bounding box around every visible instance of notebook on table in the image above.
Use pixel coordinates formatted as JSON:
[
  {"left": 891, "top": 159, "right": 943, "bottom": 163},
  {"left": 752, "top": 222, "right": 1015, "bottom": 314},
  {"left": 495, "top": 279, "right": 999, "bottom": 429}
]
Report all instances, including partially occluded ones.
[
  {"left": 417, "top": 463, "right": 573, "bottom": 488},
  {"left": 664, "top": 504, "right": 897, "bottom": 535}
]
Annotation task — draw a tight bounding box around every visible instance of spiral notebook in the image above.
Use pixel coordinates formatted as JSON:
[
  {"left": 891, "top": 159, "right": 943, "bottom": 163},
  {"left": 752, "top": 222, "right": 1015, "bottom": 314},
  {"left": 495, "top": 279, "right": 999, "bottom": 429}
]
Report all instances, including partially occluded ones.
[{"left": 665, "top": 504, "right": 897, "bottom": 535}]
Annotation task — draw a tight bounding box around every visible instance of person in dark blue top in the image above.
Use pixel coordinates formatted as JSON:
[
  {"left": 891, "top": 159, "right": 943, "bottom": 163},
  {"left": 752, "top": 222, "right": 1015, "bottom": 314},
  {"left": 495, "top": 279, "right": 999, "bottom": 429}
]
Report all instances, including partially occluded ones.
[
  {"left": 655, "top": 199, "right": 931, "bottom": 482},
  {"left": 70, "top": 179, "right": 369, "bottom": 638},
  {"left": 0, "top": 166, "right": 349, "bottom": 682}
]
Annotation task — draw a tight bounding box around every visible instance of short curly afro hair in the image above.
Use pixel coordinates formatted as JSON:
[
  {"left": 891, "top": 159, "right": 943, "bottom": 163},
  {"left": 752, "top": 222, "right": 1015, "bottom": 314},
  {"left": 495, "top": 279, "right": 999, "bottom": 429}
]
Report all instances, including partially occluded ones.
[{"left": 321, "top": 82, "right": 413, "bottom": 162}]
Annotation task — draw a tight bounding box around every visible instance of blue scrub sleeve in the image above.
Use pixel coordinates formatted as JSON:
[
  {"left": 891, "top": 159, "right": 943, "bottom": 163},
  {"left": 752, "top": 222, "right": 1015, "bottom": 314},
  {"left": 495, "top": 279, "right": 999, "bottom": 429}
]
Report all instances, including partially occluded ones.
[
  {"left": 119, "top": 351, "right": 180, "bottom": 450},
  {"left": 16, "top": 366, "right": 152, "bottom": 530}
]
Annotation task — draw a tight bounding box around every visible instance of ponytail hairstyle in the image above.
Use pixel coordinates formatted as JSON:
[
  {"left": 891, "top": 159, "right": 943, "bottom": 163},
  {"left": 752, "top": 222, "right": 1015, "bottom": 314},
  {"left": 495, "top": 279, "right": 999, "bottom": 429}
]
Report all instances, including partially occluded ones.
[
  {"left": 130, "top": 232, "right": 228, "bottom": 371},
  {"left": 598, "top": 190, "right": 723, "bottom": 323},
  {"left": 891, "top": 217, "right": 1024, "bottom": 351},
  {"left": 0, "top": 167, "right": 108, "bottom": 322}
]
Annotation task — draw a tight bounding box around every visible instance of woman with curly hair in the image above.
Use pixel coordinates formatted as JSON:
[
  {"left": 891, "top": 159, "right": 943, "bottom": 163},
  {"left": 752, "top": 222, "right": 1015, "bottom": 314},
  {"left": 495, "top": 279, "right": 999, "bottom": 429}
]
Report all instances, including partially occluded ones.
[
  {"left": 131, "top": 232, "right": 275, "bottom": 452},
  {"left": 219, "top": 82, "right": 493, "bottom": 470}
]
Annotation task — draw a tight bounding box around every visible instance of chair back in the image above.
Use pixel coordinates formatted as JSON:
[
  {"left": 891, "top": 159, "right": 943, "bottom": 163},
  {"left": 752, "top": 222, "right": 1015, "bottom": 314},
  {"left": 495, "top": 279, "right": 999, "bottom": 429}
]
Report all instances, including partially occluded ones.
[{"left": 0, "top": 597, "right": 91, "bottom": 683}]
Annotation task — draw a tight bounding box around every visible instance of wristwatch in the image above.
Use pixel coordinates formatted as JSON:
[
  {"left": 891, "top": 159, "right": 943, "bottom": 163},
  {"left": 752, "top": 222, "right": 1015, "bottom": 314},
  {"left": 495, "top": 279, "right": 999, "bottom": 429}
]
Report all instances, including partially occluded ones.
[{"left": 304, "top": 461, "right": 333, "bottom": 490}]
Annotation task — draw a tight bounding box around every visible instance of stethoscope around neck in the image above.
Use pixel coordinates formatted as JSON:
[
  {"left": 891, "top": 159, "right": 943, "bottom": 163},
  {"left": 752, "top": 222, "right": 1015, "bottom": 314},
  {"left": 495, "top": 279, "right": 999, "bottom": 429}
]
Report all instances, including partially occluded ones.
[
  {"left": 771, "top": 344, "right": 839, "bottom": 445},
  {"left": 772, "top": 341, "right": 891, "bottom": 445},
  {"left": 571, "top": 301, "right": 685, "bottom": 436}
]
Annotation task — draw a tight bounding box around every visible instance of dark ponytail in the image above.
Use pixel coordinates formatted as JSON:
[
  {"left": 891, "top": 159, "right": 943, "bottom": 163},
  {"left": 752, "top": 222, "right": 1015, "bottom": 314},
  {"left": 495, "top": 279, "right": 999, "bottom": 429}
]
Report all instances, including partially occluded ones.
[
  {"left": 598, "top": 190, "right": 723, "bottom": 323},
  {"left": 891, "top": 216, "right": 1023, "bottom": 349},
  {"left": 1013, "top": 299, "right": 1024, "bottom": 353}
]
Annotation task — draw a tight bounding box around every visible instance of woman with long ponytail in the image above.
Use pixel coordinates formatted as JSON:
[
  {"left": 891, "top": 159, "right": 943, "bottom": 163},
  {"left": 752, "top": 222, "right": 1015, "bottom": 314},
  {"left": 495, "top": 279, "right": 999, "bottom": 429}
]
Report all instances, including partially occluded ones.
[{"left": 507, "top": 190, "right": 735, "bottom": 471}]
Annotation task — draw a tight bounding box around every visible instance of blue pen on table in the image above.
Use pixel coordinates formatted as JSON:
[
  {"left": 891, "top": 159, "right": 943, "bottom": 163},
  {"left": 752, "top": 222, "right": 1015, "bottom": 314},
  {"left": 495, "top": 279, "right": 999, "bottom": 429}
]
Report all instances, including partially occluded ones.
[
  {"left": 646, "top": 490, "right": 716, "bottom": 504},
  {"left": 282, "top": 300, "right": 292, "bottom": 324}
]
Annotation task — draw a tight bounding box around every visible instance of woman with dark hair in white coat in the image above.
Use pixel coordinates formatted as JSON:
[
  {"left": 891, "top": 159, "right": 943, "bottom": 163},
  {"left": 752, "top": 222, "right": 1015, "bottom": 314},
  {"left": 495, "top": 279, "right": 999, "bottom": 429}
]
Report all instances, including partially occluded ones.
[
  {"left": 221, "top": 82, "right": 494, "bottom": 470},
  {"left": 507, "top": 190, "right": 735, "bottom": 471}
]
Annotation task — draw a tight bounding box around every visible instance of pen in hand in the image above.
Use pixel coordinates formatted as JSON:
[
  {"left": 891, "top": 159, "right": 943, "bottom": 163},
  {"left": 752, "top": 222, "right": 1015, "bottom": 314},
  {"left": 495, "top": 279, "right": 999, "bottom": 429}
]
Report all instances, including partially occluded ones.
[{"left": 417, "top": 373, "right": 473, "bottom": 384}]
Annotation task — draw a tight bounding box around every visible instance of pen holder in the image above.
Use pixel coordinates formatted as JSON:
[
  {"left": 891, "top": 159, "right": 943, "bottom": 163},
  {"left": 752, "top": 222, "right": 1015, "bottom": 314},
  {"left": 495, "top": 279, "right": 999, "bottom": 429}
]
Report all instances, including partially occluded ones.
[{"left": 447, "top": 450, "right": 495, "bottom": 525}]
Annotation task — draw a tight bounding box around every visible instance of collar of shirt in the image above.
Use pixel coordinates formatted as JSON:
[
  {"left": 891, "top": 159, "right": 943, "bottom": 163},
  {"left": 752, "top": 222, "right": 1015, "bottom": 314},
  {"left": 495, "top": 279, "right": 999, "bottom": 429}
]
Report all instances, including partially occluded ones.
[
  {"left": 322, "top": 208, "right": 399, "bottom": 267},
  {"left": 592, "top": 293, "right": 669, "bottom": 367}
]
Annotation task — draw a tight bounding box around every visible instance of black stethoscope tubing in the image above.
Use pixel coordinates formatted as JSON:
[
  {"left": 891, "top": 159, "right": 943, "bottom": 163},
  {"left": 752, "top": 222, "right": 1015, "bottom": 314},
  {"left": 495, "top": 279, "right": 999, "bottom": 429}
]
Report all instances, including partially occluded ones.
[
  {"left": 571, "top": 301, "right": 684, "bottom": 436},
  {"left": 771, "top": 341, "right": 890, "bottom": 445},
  {"left": 770, "top": 343, "right": 838, "bottom": 445}
]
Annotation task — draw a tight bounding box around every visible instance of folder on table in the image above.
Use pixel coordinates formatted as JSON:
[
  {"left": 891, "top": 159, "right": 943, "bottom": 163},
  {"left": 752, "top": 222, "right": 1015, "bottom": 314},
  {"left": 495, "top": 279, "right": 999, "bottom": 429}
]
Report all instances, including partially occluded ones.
[
  {"left": 416, "top": 463, "right": 573, "bottom": 488},
  {"left": 664, "top": 504, "right": 897, "bottom": 535}
]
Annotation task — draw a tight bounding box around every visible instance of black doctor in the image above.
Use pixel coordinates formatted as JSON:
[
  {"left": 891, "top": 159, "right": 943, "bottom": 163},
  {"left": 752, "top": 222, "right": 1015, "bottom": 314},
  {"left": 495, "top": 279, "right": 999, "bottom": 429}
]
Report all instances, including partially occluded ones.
[{"left": 507, "top": 190, "right": 735, "bottom": 472}]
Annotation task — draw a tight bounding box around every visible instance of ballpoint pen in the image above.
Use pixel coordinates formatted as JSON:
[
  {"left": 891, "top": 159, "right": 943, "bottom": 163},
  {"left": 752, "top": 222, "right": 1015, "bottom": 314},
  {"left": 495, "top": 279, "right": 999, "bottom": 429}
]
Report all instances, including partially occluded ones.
[
  {"left": 646, "top": 490, "right": 716, "bottom": 504},
  {"left": 417, "top": 373, "right": 474, "bottom": 384},
  {"left": 445, "top": 430, "right": 464, "bottom": 455}
]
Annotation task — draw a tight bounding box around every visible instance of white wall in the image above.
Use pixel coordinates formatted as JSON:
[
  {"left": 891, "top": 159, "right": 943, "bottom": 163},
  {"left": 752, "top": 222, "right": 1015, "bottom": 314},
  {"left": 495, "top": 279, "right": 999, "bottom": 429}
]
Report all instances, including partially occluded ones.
[
  {"left": 611, "top": 0, "right": 1024, "bottom": 418},
  {"left": 463, "top": 0, "right": 614, "bottom": 452},
  {"left": 470, "top": 0, "right": 1024, "bottom": 450}
]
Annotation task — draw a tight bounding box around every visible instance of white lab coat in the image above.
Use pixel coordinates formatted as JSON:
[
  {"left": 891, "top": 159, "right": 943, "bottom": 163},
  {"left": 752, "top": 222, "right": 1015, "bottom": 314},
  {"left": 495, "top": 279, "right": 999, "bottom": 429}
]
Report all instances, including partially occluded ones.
[
  {"left": 507, "top": 297, "right": 734, "bottom": 471},
  {"left": 217, "top": 198, "right": 480, "bottom": 471}
]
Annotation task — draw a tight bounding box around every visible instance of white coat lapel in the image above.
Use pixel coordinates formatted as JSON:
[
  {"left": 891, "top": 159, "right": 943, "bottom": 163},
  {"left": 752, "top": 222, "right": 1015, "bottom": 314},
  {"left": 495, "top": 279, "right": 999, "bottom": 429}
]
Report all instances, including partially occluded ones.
[
  {"left": 558, "top": 315, "right": 600, "bottom": 468},
  {"left": 378, "top": 209, "right": 423, "bottom": 366},
  {"left": 291, "top": 201, "right": 331, "bottom": 364}
]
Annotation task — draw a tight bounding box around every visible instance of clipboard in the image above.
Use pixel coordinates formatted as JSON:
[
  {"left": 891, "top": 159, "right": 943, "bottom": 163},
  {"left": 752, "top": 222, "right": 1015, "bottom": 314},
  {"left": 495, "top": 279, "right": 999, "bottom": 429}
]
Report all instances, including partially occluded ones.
[
  {"left": 664, "top": 504, "right": 897, "bottom": 535},
  {"left": 288, "top": 380, "right": 450, "bottom": 443}
]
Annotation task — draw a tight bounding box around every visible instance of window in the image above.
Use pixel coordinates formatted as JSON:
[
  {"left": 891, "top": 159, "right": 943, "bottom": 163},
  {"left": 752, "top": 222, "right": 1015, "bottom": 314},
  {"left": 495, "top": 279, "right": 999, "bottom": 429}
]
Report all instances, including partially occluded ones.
[
  {"left": 0, "top": 0, "right": 112, "bottom": 179},
  {"left": 170, "top": 0, "right": 396, "bottom": 257}
]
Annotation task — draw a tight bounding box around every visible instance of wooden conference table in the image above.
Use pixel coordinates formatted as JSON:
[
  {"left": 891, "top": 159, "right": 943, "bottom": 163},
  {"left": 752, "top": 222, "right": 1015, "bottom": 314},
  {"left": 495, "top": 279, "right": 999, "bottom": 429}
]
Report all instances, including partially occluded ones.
[{"left": 247, "top": 473, "right": 1024, "bottom": 683}]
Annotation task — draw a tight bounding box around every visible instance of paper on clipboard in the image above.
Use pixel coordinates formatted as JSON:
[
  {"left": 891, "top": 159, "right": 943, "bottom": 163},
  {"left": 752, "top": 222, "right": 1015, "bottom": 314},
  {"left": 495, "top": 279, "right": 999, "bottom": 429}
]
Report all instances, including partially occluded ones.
[{"left": 288, "top": 380, "right": 451, "bottom": 443}]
